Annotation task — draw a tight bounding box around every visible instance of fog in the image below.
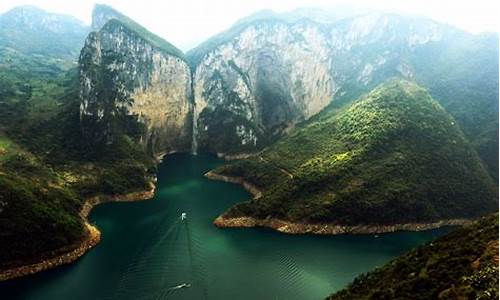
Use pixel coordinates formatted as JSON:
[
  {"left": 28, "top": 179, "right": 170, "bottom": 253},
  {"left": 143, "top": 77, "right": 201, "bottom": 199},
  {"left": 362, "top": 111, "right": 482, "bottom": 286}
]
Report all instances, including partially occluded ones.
[{"left": 1, "top": 0, "right": 498, "bottom": 51}]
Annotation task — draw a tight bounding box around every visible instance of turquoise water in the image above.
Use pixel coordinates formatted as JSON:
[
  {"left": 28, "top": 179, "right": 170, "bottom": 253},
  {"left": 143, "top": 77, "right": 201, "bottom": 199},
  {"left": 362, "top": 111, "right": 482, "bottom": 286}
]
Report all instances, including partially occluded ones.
[{"left": 0, "top": 153, "right": 449, "bottom": 299}]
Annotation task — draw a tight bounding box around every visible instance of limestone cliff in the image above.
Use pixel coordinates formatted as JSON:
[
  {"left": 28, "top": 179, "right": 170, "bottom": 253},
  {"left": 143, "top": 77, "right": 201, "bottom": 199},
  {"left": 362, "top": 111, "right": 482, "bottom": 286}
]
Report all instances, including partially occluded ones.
[
  {"left": 79, "top": 17, "right": 192, "bottom": 156},
  {"left": 190, "top": 19, "right": 335, "bottom": 154},
  {"left": 188, "top": 12, "right": 496, "bottom": 162},
  {"left": 78, "top": 6, "right": 497, "bottom": 177}
]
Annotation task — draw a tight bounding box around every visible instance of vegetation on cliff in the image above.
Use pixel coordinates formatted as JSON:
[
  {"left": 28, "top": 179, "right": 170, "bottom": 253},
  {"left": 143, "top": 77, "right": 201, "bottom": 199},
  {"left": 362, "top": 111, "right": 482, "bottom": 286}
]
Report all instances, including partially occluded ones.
[
  {"left": 319, "top": 30, "right": 499, "bottom": 180},
  {"left": 214, "top": 80, "right": 497, "bottom": 225},
  {"left": 93, "top": 4, "right": 185, "bottom": 60},
  {"left": 0, "top": 58, "right": 153, "bottom": 269},
  {"left": 80, "top": 6, "right": 193, "bottom": 157},
  {"left": 188, "top": 12, "right": 498, "bottom": 178},
  {"left": 328, "top": 214, "right": 499, "bottom": 300},
  {"left": 0, "top": 4, "right": 195, "bottom": 268},
  {"left": 413, "top": 32, "right": 499, "bottom": 180}
]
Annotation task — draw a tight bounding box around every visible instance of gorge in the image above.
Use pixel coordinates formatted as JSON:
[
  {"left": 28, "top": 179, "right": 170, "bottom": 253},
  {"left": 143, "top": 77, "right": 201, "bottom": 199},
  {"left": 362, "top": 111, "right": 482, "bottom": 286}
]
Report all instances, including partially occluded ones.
[
  {"left": 0, "top": 3, "right": 498, "bottom": 299},
  {"left": 0, "top": 154, "right": 452, "bottom": 300},
  {"left": 80, "top": 5, "right": 498, "bottom": 166}
]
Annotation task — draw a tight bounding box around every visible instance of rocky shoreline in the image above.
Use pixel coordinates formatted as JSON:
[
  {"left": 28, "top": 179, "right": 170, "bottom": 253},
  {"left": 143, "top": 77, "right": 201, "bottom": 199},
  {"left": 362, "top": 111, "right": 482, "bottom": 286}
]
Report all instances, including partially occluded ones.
[
  {"left": 0, "top": 223, "right": 101, "bottom": 281},
  {"left": 216, "top": 152, "right": 256, "bottom": 161},
  {"left": 205, "top": 171, "right": 262, "bottom": 199},
  {"left": 0, "top": 180, "right": 156, "bottom": 281},
  {"left": 205, "top": 172, "right": 472, "bottom": 235},
  {"left": 213, "top": 215, "right": 472, "bottom": 235}
]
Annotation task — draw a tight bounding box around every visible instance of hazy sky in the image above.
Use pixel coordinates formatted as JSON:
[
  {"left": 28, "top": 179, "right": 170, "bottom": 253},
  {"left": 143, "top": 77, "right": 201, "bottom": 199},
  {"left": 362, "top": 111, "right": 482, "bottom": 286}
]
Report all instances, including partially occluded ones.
[{"left": 1, "top": 0, "right": 499, "bottom": 51}]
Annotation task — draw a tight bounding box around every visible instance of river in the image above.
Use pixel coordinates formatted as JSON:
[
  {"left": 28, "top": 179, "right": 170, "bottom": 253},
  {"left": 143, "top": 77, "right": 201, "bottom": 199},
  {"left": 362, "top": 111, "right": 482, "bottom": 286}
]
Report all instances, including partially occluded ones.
[{"left": 0, "top": 153, "right": 450, "bottom": 300}]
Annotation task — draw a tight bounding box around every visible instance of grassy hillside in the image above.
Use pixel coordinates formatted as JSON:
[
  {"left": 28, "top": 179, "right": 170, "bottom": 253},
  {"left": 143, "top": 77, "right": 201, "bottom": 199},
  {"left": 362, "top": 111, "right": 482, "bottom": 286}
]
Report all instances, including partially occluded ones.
[
  {"left": 214, "top": 79, "right": 497, "bottom": 225},
  {"left": 328, "top": 214, "right": 499, "bottom": 300}
]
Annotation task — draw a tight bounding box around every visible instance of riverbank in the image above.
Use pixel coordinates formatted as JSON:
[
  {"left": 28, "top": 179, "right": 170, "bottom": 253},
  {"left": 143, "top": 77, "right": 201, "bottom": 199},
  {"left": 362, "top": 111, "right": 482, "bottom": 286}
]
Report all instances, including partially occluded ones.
[
  {"left": 216, "top": 152, "right": 256, "bottom": 161},
  {"left": 213, "top": 215, "right": 472, "bottom": 235},
  {"left": 0, "top": 180, "right": 156, "bottom": 281},
  {"left": 205, "top": 171, "right": 262, "bottom": 199},
  {"left": 205, "top": 172, "right": 472, "bottom": 235},
  {"left": 0, "top": 223, "right": 100, "bottom": 281}
]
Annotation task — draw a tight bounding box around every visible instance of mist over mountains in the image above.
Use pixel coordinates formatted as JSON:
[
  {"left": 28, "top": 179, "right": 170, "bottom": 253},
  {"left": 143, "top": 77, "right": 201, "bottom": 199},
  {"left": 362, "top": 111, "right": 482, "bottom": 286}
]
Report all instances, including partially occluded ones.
[{"left": 0, "top": 3, "right": 498, "bottom": 299}]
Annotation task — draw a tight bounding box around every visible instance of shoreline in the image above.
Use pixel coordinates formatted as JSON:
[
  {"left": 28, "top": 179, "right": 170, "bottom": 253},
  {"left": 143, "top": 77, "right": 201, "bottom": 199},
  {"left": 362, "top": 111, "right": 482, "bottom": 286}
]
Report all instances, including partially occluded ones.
[
  {"left": 216, "top": 152, "right": 256, "bottom": 161},
  {"left": 205, "top": 171, "right": 472, "bottom": 235},
  {"left": 0, "top": 180, "right": 156, "bottom": 282},
  {"left": 205, "top": 171, "right": 262, "bottom": 199},
  {"left": 213, "top": 215, "right": 472, "bottom": 235}
]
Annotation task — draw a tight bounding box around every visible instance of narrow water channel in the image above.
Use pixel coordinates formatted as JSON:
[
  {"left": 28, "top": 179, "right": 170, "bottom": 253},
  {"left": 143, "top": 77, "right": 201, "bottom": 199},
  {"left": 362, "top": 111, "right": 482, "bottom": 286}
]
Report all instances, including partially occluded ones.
[{"left": 0, "top": 153, "right": 450, "bottom": 300}]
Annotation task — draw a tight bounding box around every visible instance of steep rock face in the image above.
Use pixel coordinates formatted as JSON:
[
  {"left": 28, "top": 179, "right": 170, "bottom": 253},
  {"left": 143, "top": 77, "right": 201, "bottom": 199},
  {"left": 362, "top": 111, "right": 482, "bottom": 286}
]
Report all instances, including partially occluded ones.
[
  {"left": 191, "top": 20, "right": 335, "bottom": 154},
  {"left": 189, "top": 12, "right": 498, "bottom": 171},
  {"left": 79, "top": 19, "right": 192, "bottom": 156},
  {"left": 326, "top": 14, "right": 456, "bottom": 101}
]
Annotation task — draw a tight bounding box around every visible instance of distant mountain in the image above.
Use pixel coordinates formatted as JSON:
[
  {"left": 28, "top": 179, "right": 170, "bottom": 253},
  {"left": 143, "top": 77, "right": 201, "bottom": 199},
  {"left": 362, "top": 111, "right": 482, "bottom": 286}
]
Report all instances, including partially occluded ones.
[
  {"left": 0, "top": 6, "right": 89, "bottom": 128},
  {"left": 232, "top": 6, "right": 374, "bottom": 26},
  {"left": 328, "top": 214, "right": 499, "bottom": 299},
  {"left": 0, "top": 3, "right": 87, "bottom": 263},
  {"left": 0, "top": 5, "right": 88, "bottom": 60},
  {"left": 187, "top": 11, "right": 498, "bottom": 180},
  {"left": 282, "top": 6, "right": 373, "bottom": 23},
  {"left": 212, "top": 80, "right": 497, "bottom": 228}
]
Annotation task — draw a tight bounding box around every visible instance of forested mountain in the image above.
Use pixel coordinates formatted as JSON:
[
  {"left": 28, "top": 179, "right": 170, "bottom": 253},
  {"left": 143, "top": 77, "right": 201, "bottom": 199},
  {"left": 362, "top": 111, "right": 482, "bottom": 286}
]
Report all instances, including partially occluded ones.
[
  {"left": 0, "top": 6, "right": 89, "bottom": 126},
  {"left": 212, "top": 80, "right": 497, "bottom": 228},
  {"left": 328, "top": 214, "right": 499, "bottom": 300},
  {"left": 0, "top": 4, "right": 497, "bottom": 291},
  {"left": 187, "top": 12, "right": 498, "bottom": 181},
  {"left": 0, "top": 5, "right": 168, "bottom": 269},
  {"left": 0, "top": 5, "right": 88, "bottom": 60}
]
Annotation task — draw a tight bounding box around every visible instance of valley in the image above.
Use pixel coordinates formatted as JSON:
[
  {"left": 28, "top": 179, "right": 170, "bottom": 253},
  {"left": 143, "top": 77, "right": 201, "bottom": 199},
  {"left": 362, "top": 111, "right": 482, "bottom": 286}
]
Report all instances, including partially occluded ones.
[
  {"left": 0, "top": 3, "right": 498, "bottom": 299},
  {"left": 0, "top": 154, "right": 452, "bottom": 300}
]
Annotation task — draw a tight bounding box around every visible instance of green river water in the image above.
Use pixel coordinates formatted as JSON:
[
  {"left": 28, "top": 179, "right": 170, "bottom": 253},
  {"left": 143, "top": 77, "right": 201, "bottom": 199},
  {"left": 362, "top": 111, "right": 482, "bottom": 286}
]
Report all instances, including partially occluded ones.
[{"left": 0, "top": 153, "right": 450, "bottom": 300}]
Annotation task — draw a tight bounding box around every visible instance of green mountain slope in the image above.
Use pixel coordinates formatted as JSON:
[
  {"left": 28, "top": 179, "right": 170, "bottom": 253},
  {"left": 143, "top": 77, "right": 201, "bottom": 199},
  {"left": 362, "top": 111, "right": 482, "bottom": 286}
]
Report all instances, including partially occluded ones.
[
  {"left": 0, "top": 140, "right": 84, "bottom": 267},
  {"left": 316, "top": 29, "right": 499, "bottom": 181},
  {"left": 0, "top": 6, "right": 89, "bottom": 126},
  {"left": 412, "top": 32, "right": 499, "bottom": 180},
  {"left": 214, "top": 80, "right": 497, "bottom": 225},
  {"left": 0, "top": 5, "right": 88, "bottom": 60},
  {"left": 328, "top": 214, "right": 499, "bottom": 300},
  {"left": 0, "top": 6, "right": 157, "bottom": 268},
  {"left": 188, "top": 11, "right": 498, "bottom": 178},
  {"left": 0, "top": 69, "right": 154, "bottom": 267}
]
